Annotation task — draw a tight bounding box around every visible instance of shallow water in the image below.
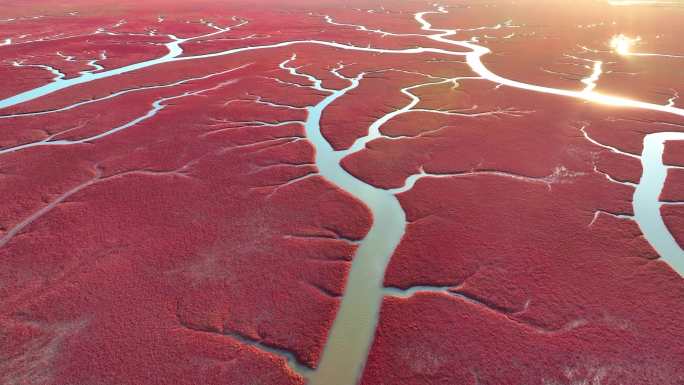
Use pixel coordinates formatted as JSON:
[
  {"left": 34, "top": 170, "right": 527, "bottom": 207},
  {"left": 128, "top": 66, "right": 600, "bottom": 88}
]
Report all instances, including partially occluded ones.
[
  {"left": 636, "top": 132, "right": 684, "bottom": 273},
  {"left": 299, "top": 73, "right": 407, "bottom": 385}
]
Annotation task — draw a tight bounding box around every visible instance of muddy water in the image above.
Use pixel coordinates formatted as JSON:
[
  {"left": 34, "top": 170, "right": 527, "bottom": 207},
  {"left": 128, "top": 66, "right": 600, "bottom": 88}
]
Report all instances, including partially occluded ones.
[
  {"left": 636, "top": 132, "right": 684, "bottom": 273},
  {"left": 299, "top": 72, "right": 406, "bottom": 385}
]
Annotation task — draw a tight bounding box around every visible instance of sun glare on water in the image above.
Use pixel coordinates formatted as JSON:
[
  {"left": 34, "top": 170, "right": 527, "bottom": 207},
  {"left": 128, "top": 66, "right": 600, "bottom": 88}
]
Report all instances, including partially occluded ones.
[{"left": 610, "top": 34, "right": 641, "bottom": 55}]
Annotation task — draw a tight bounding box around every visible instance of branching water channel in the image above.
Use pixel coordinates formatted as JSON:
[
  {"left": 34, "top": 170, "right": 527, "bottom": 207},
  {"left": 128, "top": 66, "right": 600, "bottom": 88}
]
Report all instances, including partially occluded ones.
[{"left": 0, "top": 4, "right": 683, "bottom": 385}]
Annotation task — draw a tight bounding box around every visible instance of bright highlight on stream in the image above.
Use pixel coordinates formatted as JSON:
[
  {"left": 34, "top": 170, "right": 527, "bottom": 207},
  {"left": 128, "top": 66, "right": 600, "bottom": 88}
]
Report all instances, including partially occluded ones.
[{"left": 610, "top": 33, "right": 641, "bottom": 55}]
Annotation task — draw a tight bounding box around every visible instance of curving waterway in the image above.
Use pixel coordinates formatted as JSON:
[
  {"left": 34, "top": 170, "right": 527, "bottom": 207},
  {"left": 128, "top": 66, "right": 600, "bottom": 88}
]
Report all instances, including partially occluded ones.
[
  {"left": 636, "top": 133, "right": 684, "bottom": 274},
  {"left": 1, "top": 5, "right": 683, "bottom": 385},
  {"left": 298, "top": 69, "right": 406, "bottom": 385}
]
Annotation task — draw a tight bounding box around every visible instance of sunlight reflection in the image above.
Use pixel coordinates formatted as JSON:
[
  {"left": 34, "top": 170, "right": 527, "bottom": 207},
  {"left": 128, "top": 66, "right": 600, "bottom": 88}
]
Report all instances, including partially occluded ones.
[
  {"left": 610, "top": 34, "right": 641, "bottom": 55},
  {"left": 585, "top": 91, "right": 635, "bottom": 107}
]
